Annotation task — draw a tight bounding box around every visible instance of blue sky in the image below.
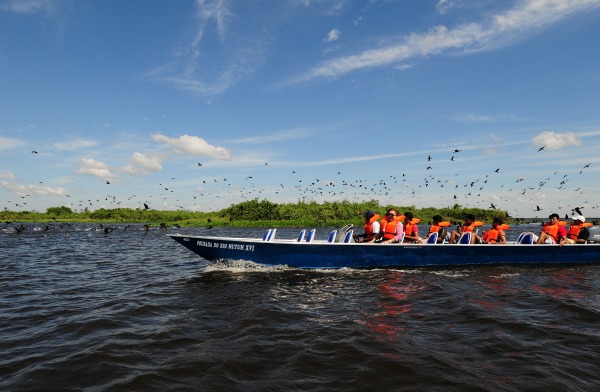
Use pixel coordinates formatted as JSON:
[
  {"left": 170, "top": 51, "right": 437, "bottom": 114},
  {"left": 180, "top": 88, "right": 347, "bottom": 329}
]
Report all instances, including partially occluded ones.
[{"left": 1, "top": 0, "right": 600, "bottom": 219}]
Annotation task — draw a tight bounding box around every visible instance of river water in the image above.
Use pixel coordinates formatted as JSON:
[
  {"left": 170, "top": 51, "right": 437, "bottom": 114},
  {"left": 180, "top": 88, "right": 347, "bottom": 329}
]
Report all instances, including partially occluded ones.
[{"left": 1, "top": 224, "right": 599, "bottom": 391}]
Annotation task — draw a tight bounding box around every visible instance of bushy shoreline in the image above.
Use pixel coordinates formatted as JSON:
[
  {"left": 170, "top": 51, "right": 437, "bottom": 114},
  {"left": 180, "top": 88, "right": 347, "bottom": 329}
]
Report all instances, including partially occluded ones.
[{"left": 0, "top": 199, "right": 519, "bottom": 228}]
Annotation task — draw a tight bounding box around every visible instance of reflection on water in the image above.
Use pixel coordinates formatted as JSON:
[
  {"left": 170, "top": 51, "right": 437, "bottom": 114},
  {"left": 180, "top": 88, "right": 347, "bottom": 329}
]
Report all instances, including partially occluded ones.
[{"left": 1, "top": 224, "right": 600, "bottom": 391}]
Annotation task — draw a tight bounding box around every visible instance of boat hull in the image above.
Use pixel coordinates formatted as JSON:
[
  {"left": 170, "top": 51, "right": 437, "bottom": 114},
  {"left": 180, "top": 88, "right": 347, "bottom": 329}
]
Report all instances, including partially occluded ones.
[{"left": 168, "top": 234, "right": 600, "bottom": 269}]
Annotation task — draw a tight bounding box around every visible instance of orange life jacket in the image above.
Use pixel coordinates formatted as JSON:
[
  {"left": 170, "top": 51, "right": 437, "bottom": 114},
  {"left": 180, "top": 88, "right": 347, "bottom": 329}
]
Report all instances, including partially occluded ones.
[
  {"left": 542, "top": 222, "right": 560, "bottom": 243},
  {"left": 381, "top": 216, "right": 402, "bottom": 240},
  {"left": 567, "top": 224, "right": 582, "bottom": 241},
  {"left": 428, "top": 224, "right": 441, "bottom": 235},
  {"left": 482, "top": 228, "right": 503, "bottom": 243},
  {"left": 363, "top": 214, "right": 381, "bottom": 240},
  {"left": 405, "top": 222, "right": 415, "bottom": 236},
  {"left": 462, "top": 223, "right": 475, "bottom": 233}
]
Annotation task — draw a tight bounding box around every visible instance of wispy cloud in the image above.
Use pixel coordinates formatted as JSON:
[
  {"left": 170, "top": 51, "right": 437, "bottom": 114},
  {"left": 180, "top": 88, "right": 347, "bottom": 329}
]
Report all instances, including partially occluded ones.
[
  {"left": 0, "top": 0, "right": 53, "bottom": 14},
  {"left": 0, "top": 171, "right": 16, "bottom": 180},
  {"left": 147, "top": 0, "right": 268, "bottom": 96},
  {"left": 53, "top": 138, "right": 99, "bottom": 151},
  {"left": 295, "top": 0, "right": 600, "bottom": 82},
  {"left": 229, "top": 127, "right": 319, "bottom": 144},
  {"left": 0, "top": 136, "right": 25, "bottom": 150},
  {"left": 0, "top": 181, "right": 67, "bottom": 196}
]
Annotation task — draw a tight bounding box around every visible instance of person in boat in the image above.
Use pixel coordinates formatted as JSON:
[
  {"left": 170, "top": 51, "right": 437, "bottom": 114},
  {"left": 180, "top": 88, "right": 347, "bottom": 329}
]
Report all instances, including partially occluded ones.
[
  {"left": 480, "top": 217, "right": 507, "bottom": 244},
  {"left": 354, "top": 209, "right": 381, "bottom": 243},
  {"left": 427, "top": 215, "right": 448, "bottom": 243},
  {"left": 402, "top": 211, "right": 421, "bottom": 243},
  {"left": 375, "top": 208, "right": 404, "bottom": 244},
  {"left": 535, "top": 213, "right": 567, "bottom": 244},
  {"left": 560, "top": 214, "right": 590, "bottom": 245},
  {"left": 448, "top": 214, "right": 477, "bottom": 244}
]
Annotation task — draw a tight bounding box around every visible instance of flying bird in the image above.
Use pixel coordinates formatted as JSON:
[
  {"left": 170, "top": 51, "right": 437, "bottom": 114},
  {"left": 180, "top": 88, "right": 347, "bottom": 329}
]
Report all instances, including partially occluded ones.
[{"left": 538, "top": 146, "right": 545, "bottom": 152}]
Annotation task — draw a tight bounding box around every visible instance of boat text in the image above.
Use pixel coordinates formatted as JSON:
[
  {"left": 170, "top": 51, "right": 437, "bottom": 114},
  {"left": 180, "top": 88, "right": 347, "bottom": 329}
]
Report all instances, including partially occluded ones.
[{"left": 197, "top": 240, "right": 254, "bottom": 252}]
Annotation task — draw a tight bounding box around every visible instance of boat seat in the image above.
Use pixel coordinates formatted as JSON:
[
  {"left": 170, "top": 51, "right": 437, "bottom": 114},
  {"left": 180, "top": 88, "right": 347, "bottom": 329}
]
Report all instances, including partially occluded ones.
[
  {"left": 266, "top": 228, "right": 276, "bottom": 241},
  {"left": 262, "top": 229, "right": 272, "bottom": 241},
  {"left": 343, "top": 230, "right": 354, "bottom": 243},
  {"left": 327, "top": 230, "right": 337, "bottom": 243},
  {"left": 517, "top": 232, "right": 534, "bottom": 245},
  {"left": 306, "top": 229, "right": 316, "bottom": 243},
  {"left": 426, "top": 232, "right": 438, "bottom": 244},
  {"left": 398, "top": 233, "right": 405, "bottom": 244},
  {"left": 458, "top": 232, "right": 471, "bottom": 244},
  {"left": 296, "top": 229, "right": 306, "bottom": 242}
]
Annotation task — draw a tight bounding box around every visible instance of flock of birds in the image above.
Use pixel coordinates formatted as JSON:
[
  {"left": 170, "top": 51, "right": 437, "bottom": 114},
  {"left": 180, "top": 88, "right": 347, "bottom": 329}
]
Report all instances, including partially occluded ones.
[{"left": 2, "top": 147, "right": 597, "bottom": 221}]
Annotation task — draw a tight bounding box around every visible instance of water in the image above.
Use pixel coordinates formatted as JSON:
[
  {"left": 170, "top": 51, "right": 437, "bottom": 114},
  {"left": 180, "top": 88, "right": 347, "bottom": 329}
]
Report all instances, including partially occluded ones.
[{"left": 1, "top": 224, "right": 600, "bottom": 391}]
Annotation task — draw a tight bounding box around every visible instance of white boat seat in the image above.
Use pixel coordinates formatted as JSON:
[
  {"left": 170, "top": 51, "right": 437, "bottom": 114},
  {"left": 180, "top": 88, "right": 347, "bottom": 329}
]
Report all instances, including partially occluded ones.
[
  {"left": 517, "top": 232, "right": 534, "bottom": 245},
  {"left": 327, "top": 230, "right": 337, "bottom": 243},
  {"left": 267, "top": 228, "right": 276, "bottom": 241},
  {"left": 262, "top": 229, "right": 272, "bottom": 241},
  {"left": 458, "top": 232, "right": 471, "bottom": 244},
  {"left": 426, "top": 232, "right": 438, "bottom": 244},
  {"left": 343, "top": 230, "right": 354, "bottom": 243},
  {"left": 296, "top": 229, "right": 306, "bottom": 242},
  {"left": 306, "top": 229, "right": 316, "bottom": 243}
]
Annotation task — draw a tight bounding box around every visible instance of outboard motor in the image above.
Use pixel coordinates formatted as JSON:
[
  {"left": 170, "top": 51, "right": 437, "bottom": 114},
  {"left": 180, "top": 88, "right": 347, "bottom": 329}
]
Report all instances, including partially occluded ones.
[{"left": 587, "top": 225, "right": 600, "bottom": 243}]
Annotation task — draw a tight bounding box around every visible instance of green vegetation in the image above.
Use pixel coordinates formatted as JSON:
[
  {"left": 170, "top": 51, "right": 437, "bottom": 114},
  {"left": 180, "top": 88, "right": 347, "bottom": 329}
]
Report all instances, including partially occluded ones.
[{"left": 0, "top": 199, "right": 511, "bottom": 227}]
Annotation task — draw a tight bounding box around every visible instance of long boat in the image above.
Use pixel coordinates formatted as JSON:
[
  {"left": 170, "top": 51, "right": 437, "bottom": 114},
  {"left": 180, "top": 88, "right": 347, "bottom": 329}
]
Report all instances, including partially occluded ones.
[{"left": 168, "top": 226, "right": 600, "bottom": 269}]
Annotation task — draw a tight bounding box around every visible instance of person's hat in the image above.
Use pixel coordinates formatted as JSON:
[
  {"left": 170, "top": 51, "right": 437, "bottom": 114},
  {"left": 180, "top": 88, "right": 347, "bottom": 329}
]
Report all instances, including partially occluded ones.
[
  {"left": 363, "top": 209, "right": 375, "bottom": 218},
  {"left": 571, "top": 214, "right": 585, "bottom": 222}
]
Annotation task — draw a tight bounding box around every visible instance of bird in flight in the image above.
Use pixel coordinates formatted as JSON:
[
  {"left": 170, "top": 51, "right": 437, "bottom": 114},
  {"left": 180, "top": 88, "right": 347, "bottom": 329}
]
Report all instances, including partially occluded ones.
[{"left": 538, "top": 146, "right": 545, "bottom": 152}]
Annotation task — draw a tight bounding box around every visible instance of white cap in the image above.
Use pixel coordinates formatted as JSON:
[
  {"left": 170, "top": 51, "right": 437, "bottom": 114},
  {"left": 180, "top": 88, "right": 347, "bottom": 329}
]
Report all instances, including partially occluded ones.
[{"left": 571, "top": 215, "right": 585, "bottom": 222}]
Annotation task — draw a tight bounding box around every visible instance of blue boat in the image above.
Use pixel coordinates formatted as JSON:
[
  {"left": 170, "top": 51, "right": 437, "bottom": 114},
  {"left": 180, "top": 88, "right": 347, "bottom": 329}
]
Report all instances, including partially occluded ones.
[{"left": 168, "top": 226, "right": 600, "bottom": 269}]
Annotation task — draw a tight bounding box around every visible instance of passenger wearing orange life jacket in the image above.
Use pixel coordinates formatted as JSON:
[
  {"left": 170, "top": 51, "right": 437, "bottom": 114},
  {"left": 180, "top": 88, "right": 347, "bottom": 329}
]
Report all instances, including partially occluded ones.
[
  {"left": 402, "top": 211, "right": 421, "bottom": 243},
  {"left": 536, "top": 213, "right": 567, "bottom": 244},
  {"left": 481, "top": 217, "right": 507, "bottom": 244},
  {"left": 356, "top": 210, "right": 381, "bottom": 243},
  {"left": 448, "top": 213, "right": 477, "bottom": 244},
  {"left": 560, "top": 214, "right": 590, "bottom": 246},
  {"left": 377, "top": 208, "right": 404, "bottom": 244},
  {"left": 427, "top": 215, "right": 449, "bottom": 243}
]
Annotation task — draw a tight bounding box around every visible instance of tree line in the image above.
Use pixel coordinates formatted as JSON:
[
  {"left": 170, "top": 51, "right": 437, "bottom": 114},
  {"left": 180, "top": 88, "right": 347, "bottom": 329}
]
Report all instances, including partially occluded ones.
[{"left": 0, "top": 199, "right": 511, "bottom": 228}]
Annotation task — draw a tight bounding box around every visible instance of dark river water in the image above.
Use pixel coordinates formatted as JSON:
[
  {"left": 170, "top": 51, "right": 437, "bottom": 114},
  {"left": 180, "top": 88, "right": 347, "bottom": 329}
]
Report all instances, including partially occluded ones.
[{"left": 1, "top": 223, "right": 599, "bottom": 391}]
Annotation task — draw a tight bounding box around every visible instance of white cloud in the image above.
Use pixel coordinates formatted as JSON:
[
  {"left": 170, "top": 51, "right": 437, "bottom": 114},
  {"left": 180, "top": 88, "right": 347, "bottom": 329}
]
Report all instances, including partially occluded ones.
[
  {"left": 0, "top": 0, "right": 52, "bottom": 14},
  {"left": 146, "top": 0, "right": 267, "bottom": 97},
  {"left": 324, "top": 28, "right": 341, "bottom": 42},
  {"left": 0, "top": 181, "right": 67, "bottom": 196},
  {"left": 296, "top": 0, "right": 600, "bottom": 81},
  {"left": 120, "top": 152, "right": 166, "bottom": 176},
  {"left": 0, "top": 136, "right": 25, "bottom": 150},
  {"left": 151, "top": 133, "right": 231, "bottom": 160},
  {"left": 435, "top": 0, "right": 456, "bottom": 15},
  {"left": 0, "top": 171, "right": 16, "bottom": 179},
  {"left": 230, "top": 128, "right": 315, "bottom": 144},
  {"left": 130, "top": 152, "right": 165, "bottom": 171},
  {"left": 54, "top": 138, "right": 99, "bottom": 151},
  {"left": 532, "top": 131, "right": 582, "bottom": 150},
  {"left": 75, "top": 158, "right": 116, "bottom": 180}
]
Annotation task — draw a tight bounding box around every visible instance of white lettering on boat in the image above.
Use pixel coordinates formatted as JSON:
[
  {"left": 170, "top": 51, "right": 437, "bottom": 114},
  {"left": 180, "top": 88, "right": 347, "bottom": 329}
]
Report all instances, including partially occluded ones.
[{"left": 196, "top": 240, "right": 254, "bottom": 252}]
